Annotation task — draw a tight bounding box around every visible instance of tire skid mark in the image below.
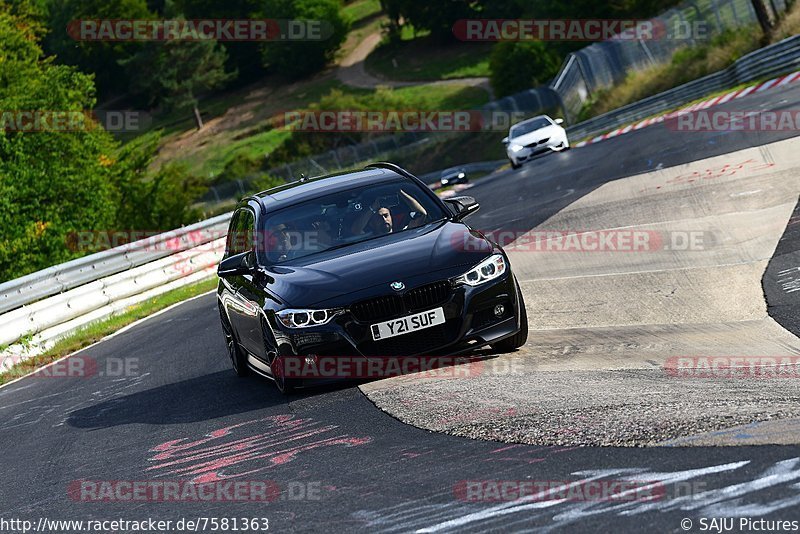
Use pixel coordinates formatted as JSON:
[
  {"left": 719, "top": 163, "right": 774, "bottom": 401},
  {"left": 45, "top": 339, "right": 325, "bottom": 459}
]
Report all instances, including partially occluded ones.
[{"left": 147, "top": 414, "right": 372, "bottom": 483}]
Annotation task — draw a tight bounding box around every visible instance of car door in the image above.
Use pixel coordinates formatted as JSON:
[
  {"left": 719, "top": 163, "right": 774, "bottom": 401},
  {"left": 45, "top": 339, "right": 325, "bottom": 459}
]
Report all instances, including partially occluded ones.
[
  {"left": 221, "top": 208, "right": 261, "bottom": 355},
  {"left": 234, "top": 208, "right": 270, "bottom": 357}
]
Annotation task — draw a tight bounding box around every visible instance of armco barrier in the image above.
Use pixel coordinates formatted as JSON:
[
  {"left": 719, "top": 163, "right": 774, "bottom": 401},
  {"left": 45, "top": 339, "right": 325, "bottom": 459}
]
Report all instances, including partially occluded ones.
[
  {"left": 0, "top": 238, "right": 226, "bottom": 348},
  {"left": 0, "top": 212, "right": 231, "bottom": 315},
  {"left": 0, "top": 212, "right": 230, "bottom": 364}
]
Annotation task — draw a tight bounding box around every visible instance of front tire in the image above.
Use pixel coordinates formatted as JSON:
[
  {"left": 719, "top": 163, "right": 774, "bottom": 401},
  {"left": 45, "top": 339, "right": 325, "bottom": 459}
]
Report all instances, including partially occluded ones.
[
  {"left": 491, "top": 283, "right": 529, "bottom": 352},
  {"left": 510, "top": 159, "right": 521, "bottom": 170},
  {"left": 219, "top": 307, "right": 248, "bottom": 377},
  {"left": 270, "top": 354, "right": 298, "bottom": 395},
  {"left": 261, "top": 320, "right": 298, "bottom": 394}
]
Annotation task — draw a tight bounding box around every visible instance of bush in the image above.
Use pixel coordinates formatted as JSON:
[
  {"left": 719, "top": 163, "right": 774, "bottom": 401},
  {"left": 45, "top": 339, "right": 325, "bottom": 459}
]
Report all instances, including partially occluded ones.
[
  {"left": 489, "top": 41, "right": 561, "bottom": 98},
  {"left": 217, "top": 153, "right": 264, "bottom": 184},
  {"left": 260, "top": 0, "right": 350, "bottom": 79},
  {"left": 0, "top": 8, "right": 119, "bottom": 279},
  {"left": 111, "top": 133, "right": 206, "bottom": 231}
]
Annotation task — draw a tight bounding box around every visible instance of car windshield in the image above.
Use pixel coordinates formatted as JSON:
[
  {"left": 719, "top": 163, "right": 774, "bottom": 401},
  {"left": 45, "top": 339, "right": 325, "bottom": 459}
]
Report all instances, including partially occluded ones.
[
  {"left": 510, "top": 117, "right": 552, "bottom": 138},
  {"left": 257, "top": 178, "right": 447, "bottom": 265}
]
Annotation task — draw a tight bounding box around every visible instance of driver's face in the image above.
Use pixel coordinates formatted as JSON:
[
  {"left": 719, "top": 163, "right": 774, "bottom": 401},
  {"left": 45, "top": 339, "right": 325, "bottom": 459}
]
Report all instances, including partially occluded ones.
[
  {"left": 375, "top": 207, "right": 392, "bottom": 233},
  {"left": 271, "top": 226, "right": 291, "bottom": 252}
]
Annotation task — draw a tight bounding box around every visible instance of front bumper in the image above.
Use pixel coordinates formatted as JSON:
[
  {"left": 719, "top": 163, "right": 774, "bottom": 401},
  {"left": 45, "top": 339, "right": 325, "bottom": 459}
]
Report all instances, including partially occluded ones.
[
  {"left": 263, "top": 273, "right": 521, "bottom": 382},
  {"left": 508, "top": 140, "right": 567, "bottom": 163}
]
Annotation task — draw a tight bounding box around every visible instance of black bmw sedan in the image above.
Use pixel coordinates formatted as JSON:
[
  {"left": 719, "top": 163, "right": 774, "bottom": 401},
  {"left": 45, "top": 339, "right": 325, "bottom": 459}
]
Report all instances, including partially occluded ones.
[{"left": 217, "top": 162, "right": 528, "bottom": 393}]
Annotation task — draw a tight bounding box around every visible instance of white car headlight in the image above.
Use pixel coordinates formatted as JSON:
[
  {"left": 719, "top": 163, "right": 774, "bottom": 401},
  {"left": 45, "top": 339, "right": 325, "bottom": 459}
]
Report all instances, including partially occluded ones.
[
  {"left": 455, "top": 254, "right": 507, "bottom": 286},
  {"left": 277, "top": 308, "right": 343, "bottom": 328},
  {"left": 509, "top": 144, "right": 524, "bottom": 153}
]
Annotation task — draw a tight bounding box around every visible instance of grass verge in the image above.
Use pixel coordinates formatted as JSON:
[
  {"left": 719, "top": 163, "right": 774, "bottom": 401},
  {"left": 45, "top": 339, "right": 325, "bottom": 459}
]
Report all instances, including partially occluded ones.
[
  {"left": 579, "top": 28, "right": 763, "bottom": 120},
  {"left": 365, "top": 35, "right": 493, "bottom": 81},
  {"left": 0, "top": 277, "right": 218, "bottom": 386},
  {"left": 173, "top": 82, "right": 489, "bottom": 178},
  {"left": 342, "top": 0, "right": 382, "bottom": 26},
  {"left": 579, "top": 1, "right": 800, "bottom": 121}
]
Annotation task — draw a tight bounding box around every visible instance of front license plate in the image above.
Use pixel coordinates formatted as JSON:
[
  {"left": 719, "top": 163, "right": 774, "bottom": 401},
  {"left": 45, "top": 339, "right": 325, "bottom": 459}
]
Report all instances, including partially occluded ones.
[{"left": 371, "top": 307, "right": 445, "bottom": 341}]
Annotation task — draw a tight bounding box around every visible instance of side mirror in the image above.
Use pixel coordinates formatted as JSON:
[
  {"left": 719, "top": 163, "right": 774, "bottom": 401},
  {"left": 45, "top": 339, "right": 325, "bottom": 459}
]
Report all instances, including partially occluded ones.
[
  {"left": 445, "top": 195, "right": 480, "bottom": 221},
  {"left": 555, "top": 118, "right": 564, "bottom": 125},
  {"left": 501, "top": 137, "right": 509, "bottom": 144},
  {"left": 218, "top": 250, "right": 256, "bottom": 277}
]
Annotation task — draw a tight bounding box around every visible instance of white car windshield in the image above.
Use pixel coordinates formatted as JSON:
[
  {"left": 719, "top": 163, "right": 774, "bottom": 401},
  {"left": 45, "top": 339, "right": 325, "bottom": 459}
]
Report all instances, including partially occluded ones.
[{"left": 510, "top": 117, "right": 552, "bottom": 138}]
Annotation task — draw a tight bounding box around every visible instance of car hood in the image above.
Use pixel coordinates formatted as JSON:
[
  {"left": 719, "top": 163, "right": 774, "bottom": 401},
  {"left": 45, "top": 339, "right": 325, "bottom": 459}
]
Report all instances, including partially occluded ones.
[
  {"left": 261, "top": 221, "right": 495, "bottom": 307},
  {"left": 510, "top": 126, "right": 560, "bottom": 146}
]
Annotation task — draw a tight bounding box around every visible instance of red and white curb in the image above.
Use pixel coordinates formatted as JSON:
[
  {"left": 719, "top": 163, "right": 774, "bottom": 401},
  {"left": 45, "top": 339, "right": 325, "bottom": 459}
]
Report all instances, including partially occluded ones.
[
  {"left": 437, "top": 183, "right": 474, "bottom": 198},
  {"left": 574, "top": 70, "right": 800, "bottom": 148}
]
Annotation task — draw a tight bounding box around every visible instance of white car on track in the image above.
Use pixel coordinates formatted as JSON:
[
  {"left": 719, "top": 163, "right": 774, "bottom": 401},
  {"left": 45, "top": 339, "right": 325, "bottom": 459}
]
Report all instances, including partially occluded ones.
[{"left": 503, "top": 115, "right": 569, "bottom": 169}]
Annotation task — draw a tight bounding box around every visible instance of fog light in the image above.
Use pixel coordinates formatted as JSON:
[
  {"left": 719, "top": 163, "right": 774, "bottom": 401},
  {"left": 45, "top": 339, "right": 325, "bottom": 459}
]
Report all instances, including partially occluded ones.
[{"left": 494, "top": 304, "right": 505, "bottom": 317}]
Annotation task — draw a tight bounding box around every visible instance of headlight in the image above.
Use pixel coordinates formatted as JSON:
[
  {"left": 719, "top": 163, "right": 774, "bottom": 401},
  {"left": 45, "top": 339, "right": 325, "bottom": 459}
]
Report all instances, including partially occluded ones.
[
  {"left": 509, "top": 143, "right": 524, "bottom": 152},
  {"left": 276, "top": 308, "right": 343, "bottom": 328},
  {"left": 455, "top": 254, "right": 507, "bottom": 286},
  {"left": 457, "top": 172, "right": 465, "bottom": 179}
]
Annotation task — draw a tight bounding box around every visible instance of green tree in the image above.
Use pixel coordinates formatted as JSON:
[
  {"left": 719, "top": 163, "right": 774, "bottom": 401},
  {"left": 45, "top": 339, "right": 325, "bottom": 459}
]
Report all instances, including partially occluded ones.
[
  {"left": 0, "top": 8, "right": 208, "bottom": 280},
  {"left": 259, "top": 0, "right": 350, "bottom": 79},
  {"left": 379, "top": 0, "right": 476, "bottom": 40},
  {"left": 111, "top": 133, "right": 205, "bottom": 231},
  {"left": 123, "top": 32, "right": 236, "bottom": 129},
  {"left": 43, "top": 0, "right": 154, "bottom": 98},
  {"left": 171, "top": 0, "right": 266, "bottom": 82},
  {"left": 489, "top": 41, "right": 561, "bottom": 98},
  {"left": 0, "top": 7, "right": 119, "bottom": 279}
]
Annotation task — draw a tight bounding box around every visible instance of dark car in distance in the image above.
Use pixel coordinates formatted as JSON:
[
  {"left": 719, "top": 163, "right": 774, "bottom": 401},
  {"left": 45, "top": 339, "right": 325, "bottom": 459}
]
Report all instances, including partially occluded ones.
[
  {"left": 217, "top": 162, "right": 528, "bottom": 393},
  {"left": 440, "top": 167, "right": 469, "bottom": 186}
]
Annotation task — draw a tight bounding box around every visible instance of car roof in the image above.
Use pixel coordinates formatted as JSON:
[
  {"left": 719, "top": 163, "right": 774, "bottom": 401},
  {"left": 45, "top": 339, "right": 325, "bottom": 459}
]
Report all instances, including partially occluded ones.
[
  {"left": 245, "top": 167, "right": 409, "bottom": 213},
  {"left": 514, "top": 115, "right": 551, "bottom": 126}
]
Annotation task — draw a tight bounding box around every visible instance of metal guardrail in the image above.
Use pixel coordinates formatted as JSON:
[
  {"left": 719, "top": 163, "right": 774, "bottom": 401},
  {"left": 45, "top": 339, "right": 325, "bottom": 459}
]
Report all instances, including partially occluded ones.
[
  {"left": 0, "top": 213, "right": 231, "bottom": 316},
  {"left": 566, "top": 34, "right": 800, "bottom": 141}
]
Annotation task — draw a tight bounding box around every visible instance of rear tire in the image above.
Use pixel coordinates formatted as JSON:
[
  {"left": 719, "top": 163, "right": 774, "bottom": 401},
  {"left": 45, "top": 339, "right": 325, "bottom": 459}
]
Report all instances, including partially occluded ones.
[
  {"left": 491, "top": 283, "right": 529, "bottom": 352},
  {"left": 220, "top": 307, "right": 248, "bottom": 377}
]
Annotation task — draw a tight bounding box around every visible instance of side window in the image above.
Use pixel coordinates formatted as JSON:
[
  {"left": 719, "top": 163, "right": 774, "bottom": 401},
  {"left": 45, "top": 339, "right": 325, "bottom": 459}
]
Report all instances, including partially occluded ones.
[
  {"left": 224, "top": 211, "right": 241, "bottom": 258},
  {"left": 240, "top": 210, "right": 255, "bottom": 254},
  {"left": 229, "top": 209, "right": 255, "bottom": 256}
]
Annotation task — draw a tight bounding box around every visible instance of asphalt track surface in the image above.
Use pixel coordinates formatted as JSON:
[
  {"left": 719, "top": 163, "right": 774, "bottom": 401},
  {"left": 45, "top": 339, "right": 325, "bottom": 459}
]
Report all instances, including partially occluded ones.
[{"left": 2, "top": 84, "right": 800, "bottom": 533}]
